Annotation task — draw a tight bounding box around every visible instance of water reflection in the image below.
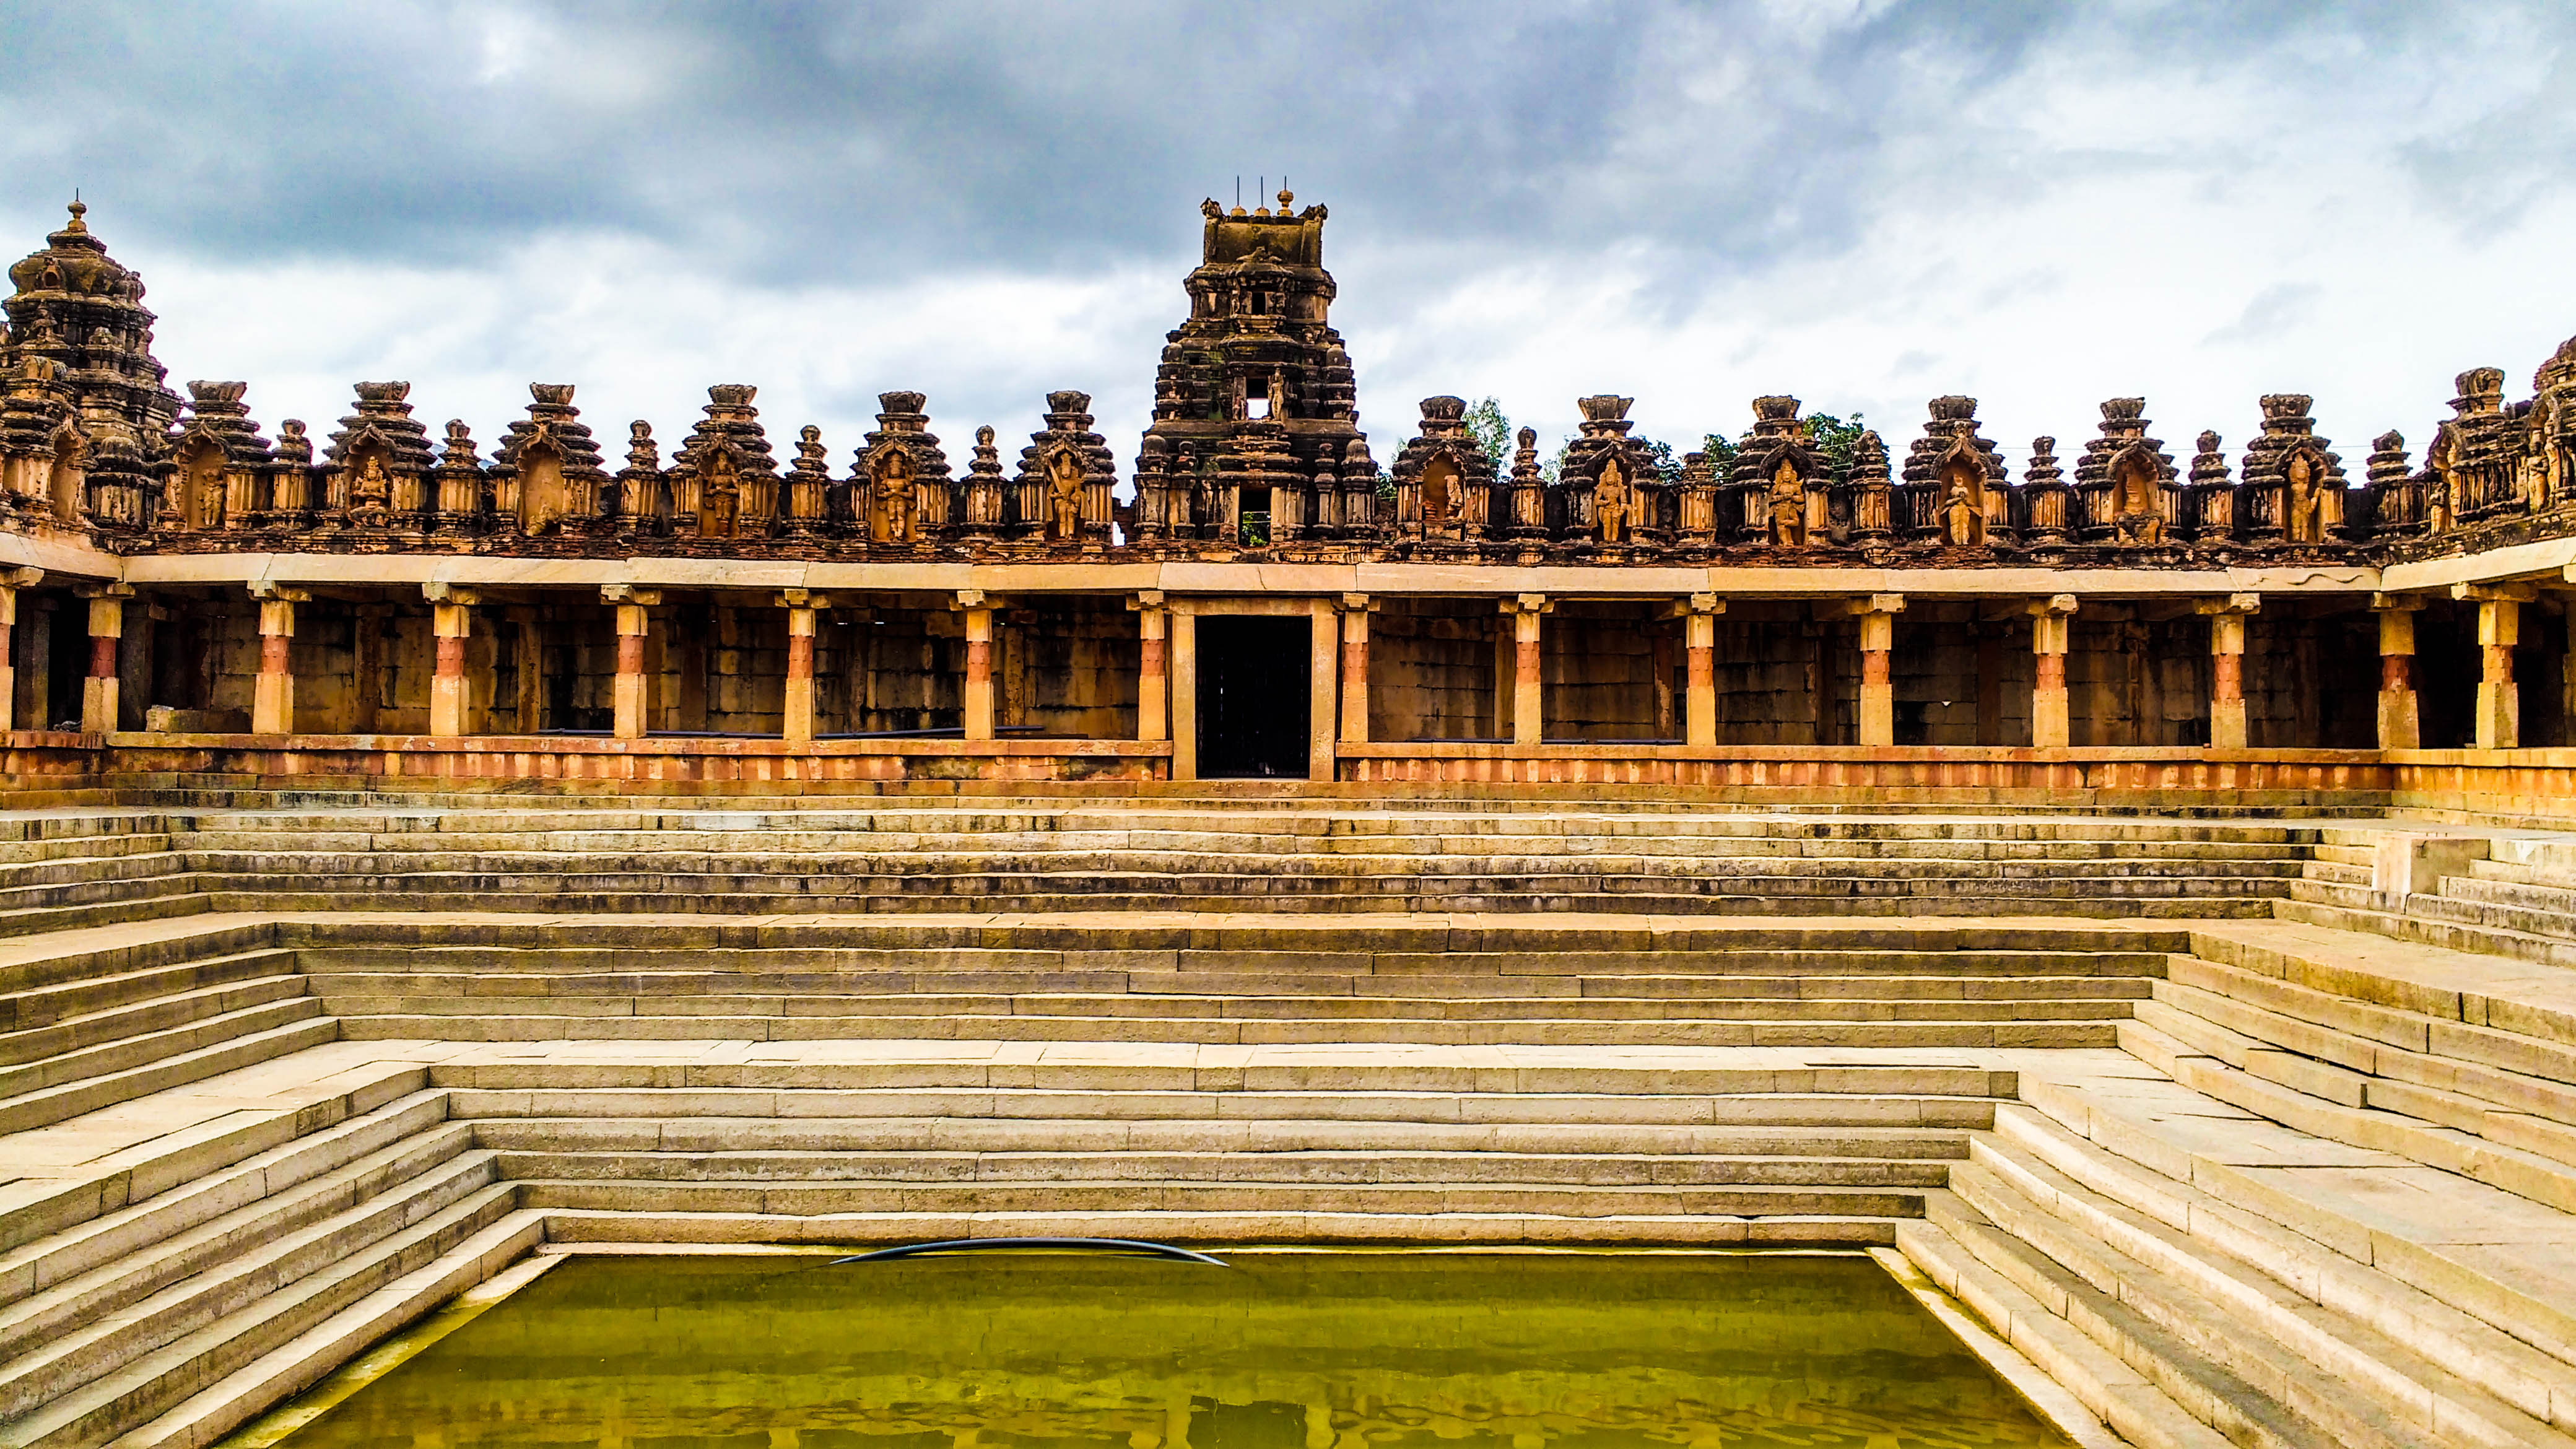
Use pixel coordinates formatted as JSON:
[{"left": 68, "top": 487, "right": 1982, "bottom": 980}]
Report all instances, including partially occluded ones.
[{"left": 268, "top": 1253, "right": 2068, "bottom": 1449}]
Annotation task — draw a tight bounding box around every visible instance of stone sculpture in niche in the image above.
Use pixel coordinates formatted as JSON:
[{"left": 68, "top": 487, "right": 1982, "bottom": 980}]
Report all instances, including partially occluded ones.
[
  {"left": 2284, "top": 450, "right": 2324, "bottom": 544},
  {"left": 1769, "top": 458, "right": 1805, "bottom": 547},
  {"left": 1939, "top": 477, "right": 1985, "bottom": 547},
  {"left": 349, "top": 451, "right": 391, "bottom": 529},
  {"left": 869, "top": 446, "right": 917, "bottom": 544},
  {"left": 1046, "top": 447, "right": 1084, "bottom": 542},
  {"left": 700, "top": 450, "right": 741, "bottom": 539},
  {"left": 1596, "top": 457, "right": 1631, "bottom": 544},
  {"left": 2112, "top": 451, "right": 2163, "bottom": 544}
]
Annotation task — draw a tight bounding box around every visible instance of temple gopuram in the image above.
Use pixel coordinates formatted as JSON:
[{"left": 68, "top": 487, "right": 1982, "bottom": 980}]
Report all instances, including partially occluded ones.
[{"left": 2, "top": 190, "right": 2574, "bottom": 810}]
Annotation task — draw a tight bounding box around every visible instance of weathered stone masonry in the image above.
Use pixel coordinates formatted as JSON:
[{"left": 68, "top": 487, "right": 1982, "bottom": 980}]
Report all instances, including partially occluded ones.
[{"left": 4, "top": 191, "right": 2576, "bottom": 798}]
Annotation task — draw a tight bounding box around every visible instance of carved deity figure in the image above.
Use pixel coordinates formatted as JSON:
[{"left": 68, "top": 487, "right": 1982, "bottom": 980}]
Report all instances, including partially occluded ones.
[
  {"left": 869, "top": 446, "right": 917, "bottom": 545},
  {"left": 349, "top": 453, "right": 391, "bottom": 528},
  {"left": 1595, "top": 458, "right": 1630, "bottom": 544},
  {"left": 700, "top": 450, "right": 741, "bottom": 539},
  {"left": 2284, "top": 452, "right": 2323, "bottom": 544},
  {"left": 2112, "top": 455, "right": 2164, "bottom": 544},
  {"left": 2426, "top": 476, "right": 2453, "bottom": 534},
  {"left": 1421, "top": 456, "right": 1458, "bottom": 529},
  {"left": 1939, "top": 479, "right": 1985, "bottom": 547},
  {"left": 1046, "top": 448, "right": 1084, "bottom": 542},
  {"left": 1267, "top": 372, "right": 1289, "bottom": 422},
  {"left": 1768, "top": 458, "right": 1804, "bottom": 547}
]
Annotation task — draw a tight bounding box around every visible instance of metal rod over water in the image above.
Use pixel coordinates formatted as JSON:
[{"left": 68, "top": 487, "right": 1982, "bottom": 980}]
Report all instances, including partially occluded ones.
[{"left": 832, "top": 1237, "right": 1229, "bottom": 1266}]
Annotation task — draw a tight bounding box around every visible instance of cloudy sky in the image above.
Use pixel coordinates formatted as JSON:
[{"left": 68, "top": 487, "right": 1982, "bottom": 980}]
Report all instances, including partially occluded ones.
[{"left": 4, "top": 1, "right": 2572, "bottom": 480}]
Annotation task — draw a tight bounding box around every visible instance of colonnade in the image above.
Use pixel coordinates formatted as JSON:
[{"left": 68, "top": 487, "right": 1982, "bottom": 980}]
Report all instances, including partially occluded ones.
[{"left": 0, "top": 577, "right": 2545, "bottom": 763}]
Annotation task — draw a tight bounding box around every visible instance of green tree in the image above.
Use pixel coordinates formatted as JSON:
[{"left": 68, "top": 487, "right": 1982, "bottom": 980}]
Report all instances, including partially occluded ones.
[
  {"left": 1463, "top": 398, "right": 1512, "bottom": 474},
  {"left": 1700, "top": 433, "right": 1741, "bottom": 476},
  {"left": 1801, "top": 411, "right": 1868, "bottom": 474}
]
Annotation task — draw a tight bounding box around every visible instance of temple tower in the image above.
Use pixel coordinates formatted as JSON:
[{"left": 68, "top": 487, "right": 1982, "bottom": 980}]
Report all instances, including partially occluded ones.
[{"left": 1136, "top": 189, "right": 1364, "bottom": 544}]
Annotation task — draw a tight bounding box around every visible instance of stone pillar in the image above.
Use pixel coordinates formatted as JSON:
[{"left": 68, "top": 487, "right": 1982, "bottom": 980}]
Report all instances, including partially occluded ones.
[
  {"left": 0, "top": 568, "right": 30, "bottom": 733},
  {"left": 1338, "top": 593, "right": 1372, "bottom": 744},
  {"left": 1850, "top": 594, "right": 1904, "bottom": 747},
  {"left": 81, "top": 590, "right": 128, "bottom": 736},
  {"left": 2197, "top": 593, "right": 2258, "bottom": 750},
  {"left": 2028, "top": 594, "right": 2077, "bottom": 749},
  {"left": 958, "top": 590, "right": 996, "bottom": 742},
  {"left": 2372, "top": 594, "right": 2422, "bottom": 751},
  {"left": 2478, "top": 597, "right": 2520, "bottom": 750},
  {"left": 1131, "top": 591, "right": 1168, "bottom": 743},
  {"left": 1170, "top": 608, "right": 1198, "bottom": 780},
  {"left": 603, "top": 586, "right": 660, "bottom": 740},
  {"left": 778, "top": 590, "right": 824, "bottom": 743},
  {"left": 1310, "top": 599, "right": 1339, "bottom": 782},
  {"left": 1501, "top": 594, "right": 1550, "bottom": 746},
  {"left": 251, "top": 588, "right": 303, "bottom": 735},
  {"left": 1682, "top": 593, "right": 1723, "bottom": 747},
  {"left": 426, "top": 585, "right": 478, "bottom": 737}
]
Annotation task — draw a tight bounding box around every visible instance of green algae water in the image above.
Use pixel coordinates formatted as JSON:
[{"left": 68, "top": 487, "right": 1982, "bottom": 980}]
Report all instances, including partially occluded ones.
[{"left": 264, "top": 1252, "right": 2069, "bottom": 1448}]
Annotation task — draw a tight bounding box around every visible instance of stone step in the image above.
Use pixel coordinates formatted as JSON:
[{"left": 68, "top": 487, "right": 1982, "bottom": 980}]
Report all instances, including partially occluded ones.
[
  {"left": 495, "top": 1146, "right": 1956, "bottom": 1188},
  {"left": 310, "top": 985, "right": 2138, "bottom": 1022},
  {"left": 1921, "top": 1186, "right": 2341, "bottom": 1449},
  {"left": 510, "top": 1175, "right": 1925, "bottom": 1219},
  {"left": 209, "top": 888, "right": 2281, "bottom": 918},
  {"left": 1944, "top": 1159, "right": 2475, "bottom": 1449},
  {"left": 100, "top": 1209, "right": 546, "bottom": 1449},
  {"left": 2278, "top": 887, "right": 2576, "bottom": 972},
  {"left": 0, "top": 891, "right": 211, "bottom": 942},
  {"left": 174, "top": 809, "right": 2323, "bottom": 842},
  {"left": 286, "top": 944, "right": 2178, "bottom": 978},
  {"left": 0, "top": 1089, "right": 451, "bottom": 1311},
  {"left": 2313, "top": 843, "right": 2378, "bottom": 867},
  {"left": 2016, "top": 1059, "right": 2576, "bottom": 1372},
  {"left": 0, "top": 852, "right": 186, "bottom": 892},
  {"left": 0, "top": 1146, "right": 500, "bottom": 1421},
  {"left": 458, "top": 1087, "right": 2001, "bottom": 1129},
  {"left": 0, "top": 1179, "right": 517, "bottom": 1449},
  {"left": 1892, "top": 1218, "right": 2237, "bottom": 1449},
  {"left": 0, "top": 1063, "right": 432, "bottom": 1261},
  {"left": 272, "top": 918, "right": 2198, "bottom": 952},
  {"left": 0, "top": 835, "right": 174, "bottom": 869},
  {"left": 0, "top": 1120, "right": 476, "bottom": 1367},
  {"left": 0, "top": 921, "right": 276, "bottom": 998},
  {"left": 1, "top": 947, "right": 300, "bottom": 1034},
  {"left": 1994, "top": 1101, "right": 2576, "bottom": 1438},
  {"left": 348, "top": 1010, "right": 2119, "bottom": 1047},
  {"left": 0, "top": 973, "right": 311, "bottom": 1070},
  {"left": 2120, "top": 1006, "right": 2576, "bottom": 1216},
  {"left": 2149, "top": 954, "right": 2576, "bottom": 1141},
  {"left": 2304, "top": 861, "right": 2372, "bottom": 886},
  {"left": 467, "top": 1113, "right": 1986, "bottom": 1153},
  {"left": 0, "top": 1015, "right": 340, "bottom": 1136},
  {"left": 0, "top": 996, "right": 327, "bottom": 1105},
  {"left": 433, "top": 1057, "right": 2018, "bottom": 1099},
  {"left": 0, "top": 816, "right": 170, "bottom": 845},
  {"left": 172, "top": 830, "right": 2317, "bottom": 860},
  {"left": 534, "top": 1203, "right": 1898, "bottom": 1247},
  {"left": 2443, "top": 876, "right": 2576, "bottom": 921},
  {"left": 305, "top": 968, "right": 2151, "bottom": 1002}
]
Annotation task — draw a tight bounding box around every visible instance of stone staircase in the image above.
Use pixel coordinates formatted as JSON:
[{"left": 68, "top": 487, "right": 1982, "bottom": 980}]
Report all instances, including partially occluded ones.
[
  {"left": 6, "top": 798, "right": 2576, "bottom": 1449},
  {"left": 0, "top": 801, "right": 2319, "bottom": 929},
  {"left": 282, "top": 915, "right": 2172, "bottom": 1048},
  {"left": 2289, "top": 829, "right": 2576, "bottom": 967},
  {"left": 1899, "top": 918, "right": 2576, "bottom": 1449},
  {"left": 0, "top": 920, "right": 333, "bottom": 1137},
  {"left": 0, "top": 817, "right": 203, "bottom": 938}
]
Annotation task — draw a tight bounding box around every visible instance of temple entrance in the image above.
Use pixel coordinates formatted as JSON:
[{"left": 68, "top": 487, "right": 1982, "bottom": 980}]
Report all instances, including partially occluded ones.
[{"left": 1197, "top": 616, "right": 1308, "bottom": 777}]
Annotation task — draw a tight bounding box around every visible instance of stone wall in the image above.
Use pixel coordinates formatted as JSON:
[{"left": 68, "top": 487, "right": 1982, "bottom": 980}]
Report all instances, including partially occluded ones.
[{"left": 1370, "top": 599, "right": 1500, "bottom": 742}]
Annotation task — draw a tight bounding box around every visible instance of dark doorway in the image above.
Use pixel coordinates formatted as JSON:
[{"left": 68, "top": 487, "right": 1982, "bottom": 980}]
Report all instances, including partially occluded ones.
[{"left": 1198, "top": 615, "right": 1308, "bottom": 778}]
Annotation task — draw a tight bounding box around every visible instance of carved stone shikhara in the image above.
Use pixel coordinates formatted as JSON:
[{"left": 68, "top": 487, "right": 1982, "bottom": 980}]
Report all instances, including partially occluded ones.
[{"left": 1, "top": 196, "right": 2570, "bottom": 568}]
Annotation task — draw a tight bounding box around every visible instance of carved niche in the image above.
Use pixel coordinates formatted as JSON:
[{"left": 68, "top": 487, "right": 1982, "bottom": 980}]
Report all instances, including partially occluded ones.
[
  {"left": 1043, "top": 446, "right": 1084, "bottom": 544},
  {"left": 866, "top": 444, "right": 919, "bottom": 545},
  {"left": 1593, "top": 457, "right": 1633, "bottom": 544},
  {"left": 699, "top": 448, "right": 743, "bottom": 539}
]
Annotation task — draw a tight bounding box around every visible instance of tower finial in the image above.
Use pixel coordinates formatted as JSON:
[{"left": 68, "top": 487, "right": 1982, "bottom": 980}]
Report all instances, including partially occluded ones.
[{"left": 65, "top": 193, "right": 86, "bottom": 230}]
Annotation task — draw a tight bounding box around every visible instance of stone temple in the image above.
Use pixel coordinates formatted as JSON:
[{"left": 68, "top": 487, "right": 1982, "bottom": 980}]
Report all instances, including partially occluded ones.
[{"left": 2, "top": 192, "right": 2575, "bottom": 1447}]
